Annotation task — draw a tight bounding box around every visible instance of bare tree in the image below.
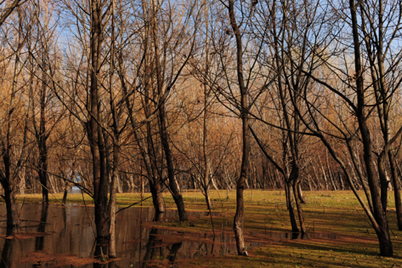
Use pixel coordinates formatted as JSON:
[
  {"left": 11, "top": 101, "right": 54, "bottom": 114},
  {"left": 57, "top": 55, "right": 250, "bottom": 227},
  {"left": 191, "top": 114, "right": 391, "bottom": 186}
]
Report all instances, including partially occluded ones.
[
  {"left": 125, "top": 0, "right": 199, "bottom": 222},
  {"left": 28, "top": 0, "right": 63, "bottom": 205},
  {"left": 0, "top": 3, "right": 34, "bottom": 233},
  {"left": 226, "top": 0, "right": 251, "bottom": 256},
  {"left": 358, "top": 0, "right": 402, "bottom": 230},
  {"left": 290, "top": 0, "right": 396, "bottom": 257}
]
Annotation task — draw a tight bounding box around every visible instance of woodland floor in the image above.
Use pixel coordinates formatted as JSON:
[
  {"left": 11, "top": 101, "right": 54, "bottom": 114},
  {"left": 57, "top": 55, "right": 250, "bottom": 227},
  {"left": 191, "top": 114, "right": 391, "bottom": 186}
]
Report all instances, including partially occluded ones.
[{"left": 14, "top": 189, "right": 402, "bottom": 267}]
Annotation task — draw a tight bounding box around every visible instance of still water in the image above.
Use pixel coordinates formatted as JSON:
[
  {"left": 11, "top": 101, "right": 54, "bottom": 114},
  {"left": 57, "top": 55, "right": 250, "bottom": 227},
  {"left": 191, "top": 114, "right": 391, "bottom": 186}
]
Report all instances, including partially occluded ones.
[
  {"left": 0, "top": 203, "right": 242, "bottom": 267},
  {"left": 0, "top": 203, "right": 339, "bottom": 267}
]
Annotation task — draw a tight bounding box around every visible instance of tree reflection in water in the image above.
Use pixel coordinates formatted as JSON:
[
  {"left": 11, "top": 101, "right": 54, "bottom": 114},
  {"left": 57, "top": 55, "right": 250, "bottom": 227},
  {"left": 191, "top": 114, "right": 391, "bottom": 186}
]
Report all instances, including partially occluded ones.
[
  {"left": 34, "top": 203, "right": 48, "bottom": 252},
  {"left": 0, "top": 203, "right": 241, "bottom": 267},
  {"left": 0, "top": 239, "right": 12, "bottom": 268}
]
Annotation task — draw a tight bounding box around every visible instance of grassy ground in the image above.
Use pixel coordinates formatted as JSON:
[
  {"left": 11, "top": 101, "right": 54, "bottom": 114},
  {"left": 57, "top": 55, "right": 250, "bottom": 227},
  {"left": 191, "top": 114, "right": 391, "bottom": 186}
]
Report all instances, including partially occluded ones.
[{"left": 15, "top": 190, "right": 402, "bottom": 267}]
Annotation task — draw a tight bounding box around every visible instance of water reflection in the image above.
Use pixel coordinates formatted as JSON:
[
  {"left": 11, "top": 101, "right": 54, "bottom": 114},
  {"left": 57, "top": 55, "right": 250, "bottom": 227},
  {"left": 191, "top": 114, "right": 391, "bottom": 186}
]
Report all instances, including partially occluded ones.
[
  {"left": 0, "top": 204, "right": 239, "bottom": 267},
  {"left": 34, "top": 203, "right": 48, "bottom": 252},
  {"left": 0, "top": 203, "right": 339, "bottom": 267},
  {"left": 0, "top": 239, "right": 13, "bottom": 268}
]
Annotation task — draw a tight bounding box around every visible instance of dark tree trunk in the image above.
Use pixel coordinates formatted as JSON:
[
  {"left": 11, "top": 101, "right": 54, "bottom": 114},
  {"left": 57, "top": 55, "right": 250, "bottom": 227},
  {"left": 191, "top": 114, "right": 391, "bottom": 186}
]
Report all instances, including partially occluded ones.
[
  {"left": 204, "top": 187, "right": 212, "bottom": 212},
  {"left": 158, "top": 102, "right": 187, "bottom": 221},
  {"left": 285, "top": 182, "right": 299, "bottom": 233},
  {"left": 378, "top": 152, "right": 388, "bottom": 212},
  {"left": 350, "top": 0, "right": 392, "bottom": 257},
  {"left": 62, "top": 181, "right": 68, "bottom": 205},
  {"left": 389, "top": 152, "right": 402, "bottom": 230},
  {"left": 38, "top": 48, "right": 49, "bottom": 205},
  {"left": 228, "top": 0, "right": 249, "bottom": 256},
  {"left": 2, "top": 181, "right": 17, "bottom": 235},
  {"left": 89, "top": 0, "right": 109, "bottom": 257},
  {"left": 149, "top": 180, "right": 164, "bottom": 214},
  {"left": 38, "top": 143, "right": 48, "bottom": 204},
  {"left": 1, "top": 150, "right": 17, "bottom": 234}
]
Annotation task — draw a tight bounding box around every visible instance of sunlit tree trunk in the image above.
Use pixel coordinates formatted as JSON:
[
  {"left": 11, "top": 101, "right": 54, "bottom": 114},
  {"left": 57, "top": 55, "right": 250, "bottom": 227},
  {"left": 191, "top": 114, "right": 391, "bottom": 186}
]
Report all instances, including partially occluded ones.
[
  {"left": 228, "top": 0, "right": 249, "bottom": 256},
  {"left": 108, "top": 0, "right": 118, "bottom": 258}
]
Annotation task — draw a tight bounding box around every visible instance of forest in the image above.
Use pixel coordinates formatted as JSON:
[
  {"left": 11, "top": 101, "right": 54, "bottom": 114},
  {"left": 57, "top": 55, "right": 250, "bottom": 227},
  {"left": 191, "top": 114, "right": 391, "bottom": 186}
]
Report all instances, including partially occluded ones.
[{"left": 1, "top": 0, "right": 402, "bottom": 265}]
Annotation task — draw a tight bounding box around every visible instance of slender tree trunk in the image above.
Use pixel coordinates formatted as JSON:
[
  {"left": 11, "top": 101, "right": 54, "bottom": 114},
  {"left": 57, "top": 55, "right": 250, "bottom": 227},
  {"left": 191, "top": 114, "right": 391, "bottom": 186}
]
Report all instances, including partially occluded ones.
[
  {"left": 293, "top": 180, "right": 306, "bottom": 234},
  {"left": 298, "top": 182, "right": 307, "bottom": 203},
  {"left": 204, "top": 186, "right": 212, "bottom": 212},
  {"left": 285, "top": 182, "right": 299, "bottom": 233},
  {"left": 90, "top": 0, "right": 109, "bottom": 257},
  {"left": 109, "top": 142, "right": 118, "bottom": 258},
  {"left": 2, "top": 180, "right": 17, "bottom": 235},
  {"left": 18, "top": 168, "right": 25, "bottom": 195},
  {"left": 109, "top": 0, "right": 118, "bottom": 257},
  {"left": 389, "top": 152, "right": 402, "bottom": 230},
  {"left": 228, "top": 0, "right": 249, "bottom": 256},
  {"left": 378, "top": 152, "right": 388, "bottom": 211},
  {"left": 146, "top": 124, "right": 165, "bottom": 213},
  {"left": 38, "top": 42, "right": 49, "bottom": 204},
  {"left": 158, "top": 105, "right": 188, "bottom": 221},
  {"left": 38, "top": 134, "right": 48, "bottom": 204},
  {"left": 149, "top": 0, "right": 187, "bottom": 221}
]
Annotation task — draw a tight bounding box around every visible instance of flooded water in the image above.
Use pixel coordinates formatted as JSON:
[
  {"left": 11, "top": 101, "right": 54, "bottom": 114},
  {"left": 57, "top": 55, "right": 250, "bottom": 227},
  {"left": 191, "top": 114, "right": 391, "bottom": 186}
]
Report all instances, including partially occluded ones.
[
  {"left": 0, "top": 203, "right": 239, "bottom": 267},
  {"left": 0, "top": 203, "right": 339, "bottom": 267}
]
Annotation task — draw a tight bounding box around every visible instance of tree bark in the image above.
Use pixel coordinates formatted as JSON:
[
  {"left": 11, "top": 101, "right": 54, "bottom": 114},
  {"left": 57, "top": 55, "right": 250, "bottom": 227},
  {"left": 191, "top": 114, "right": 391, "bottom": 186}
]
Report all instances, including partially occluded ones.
[
  {"left": 2, "top": 179, "right": 17, "bottom": 235},
  {"left": 158, "top": 104, "right": 188, "bottom": 221},
  {"left": 89, "top": 0, "right": 109, "bottom": 257},
  {"left": 38, "top": 53, "right": 49, "bottom": 205},
  {"left": 228, "top": 0, "right": 249, "bottom": 256},
  {"left": 285, "top": 182, "right": 299, "bottom": 233},
  {"left": 389, "top": 152, "right": 402, "bottom": 230}
]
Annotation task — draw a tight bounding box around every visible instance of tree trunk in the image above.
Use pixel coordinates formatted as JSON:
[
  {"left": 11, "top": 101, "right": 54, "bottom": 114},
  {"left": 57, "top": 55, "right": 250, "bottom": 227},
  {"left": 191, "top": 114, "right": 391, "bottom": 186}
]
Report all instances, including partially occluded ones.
[
  {"left": 378, "top": 152, "right": 388, "bottom": 212},
  {"left": 18, "top": 168, "right": 25, "bottom": 195},
  {"left": 109, "top": 144, "right": 118, "bottom": 258},
  {"left": 389, "top": 152, "right": 402, "bottom": 230},
  {"left": 285, "top": 182, "right": 299, "bottom": 233},
  {"left": 228, "top": 0, "right": 249, "bottom": 256},
  {"left": 2, "top": 182, "right": 17, "bottom": 235},
  {"left": 158, "top": 103, "right": 187, "bottom": 221},
  {"left": 293, "top": 181, "right": 306, "bottom": 234},
  {"left": 38, "top": 50, "right": 49, "bottom": 204},
  {"left": 350, "top": 0, "right": 392, "bottom": 256},
  {"left": 149, "top": 0, "right": 187, "bottom": 222},
  {"left": 90, "top": 0, "right": 109, "bottom": 257},
  {"left": 150, "top": 179, "right": 164, "bottom": 214},
  {"left": 298, "top": 182, "right": 307, "bottom": 204},
  {"left": 204, "top": 186, "right": 212, "bottom": 211},
  {"left": 117, "top": 6, "right": 165, "bottom": 214}
]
